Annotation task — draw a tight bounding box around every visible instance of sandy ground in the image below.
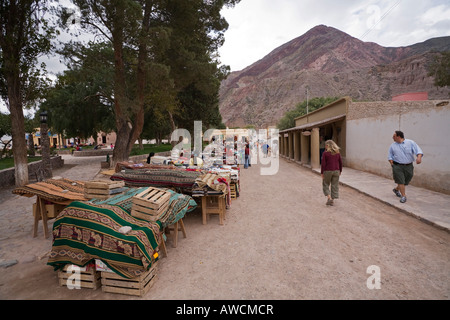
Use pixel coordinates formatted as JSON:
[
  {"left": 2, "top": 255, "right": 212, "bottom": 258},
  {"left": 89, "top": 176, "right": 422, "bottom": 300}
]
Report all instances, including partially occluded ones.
[{"left": 0, "top": 156, "right": 449, "bottom": 300}]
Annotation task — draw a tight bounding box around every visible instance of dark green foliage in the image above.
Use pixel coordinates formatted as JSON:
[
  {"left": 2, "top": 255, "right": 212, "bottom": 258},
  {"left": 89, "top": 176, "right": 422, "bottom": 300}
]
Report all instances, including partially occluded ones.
[{"left": 428, "top": 51, "right": 450, "bottom": 88}]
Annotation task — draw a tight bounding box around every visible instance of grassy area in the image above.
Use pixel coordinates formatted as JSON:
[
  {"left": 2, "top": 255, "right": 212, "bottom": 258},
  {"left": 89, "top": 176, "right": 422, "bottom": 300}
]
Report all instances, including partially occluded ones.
[
  {"left": 0, "top": 156, "right": 42, "bottom": 170},
  {"left": 0, "top": 143, "right": 173, "bottom": 170},
  {"left": 129, "top": 143, "right": 173, "bottom": 156}
]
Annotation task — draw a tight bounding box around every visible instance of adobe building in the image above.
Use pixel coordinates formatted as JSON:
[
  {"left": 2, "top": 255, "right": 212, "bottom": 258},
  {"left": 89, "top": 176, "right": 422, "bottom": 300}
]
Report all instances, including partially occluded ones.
[{"left": 279, "top": 97, "right": 450, "bottom": 195}]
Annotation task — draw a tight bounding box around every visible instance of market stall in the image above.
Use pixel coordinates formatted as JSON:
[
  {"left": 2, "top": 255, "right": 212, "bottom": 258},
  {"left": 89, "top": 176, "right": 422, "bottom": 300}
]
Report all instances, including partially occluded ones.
[{"left": 11, "top": 153, "right": 242, "bottom": 296}]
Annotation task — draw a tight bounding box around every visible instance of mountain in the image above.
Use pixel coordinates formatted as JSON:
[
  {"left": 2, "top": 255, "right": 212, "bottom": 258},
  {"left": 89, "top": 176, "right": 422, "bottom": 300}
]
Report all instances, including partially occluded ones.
[{"left": 218, "top": 25, "right": 450, "bottom": 128}]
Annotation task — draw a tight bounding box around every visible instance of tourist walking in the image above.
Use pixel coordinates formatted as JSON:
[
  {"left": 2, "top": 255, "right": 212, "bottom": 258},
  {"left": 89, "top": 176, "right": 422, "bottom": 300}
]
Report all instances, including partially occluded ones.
[
  {"left": 244, "top": 143, "right": 250, "bottom": 169},
  {"left": 321, "top": 140, "right": 343, "bottom": 206},
  {"left": 388, "top": 130, "right": 423, "bottom": 203}
]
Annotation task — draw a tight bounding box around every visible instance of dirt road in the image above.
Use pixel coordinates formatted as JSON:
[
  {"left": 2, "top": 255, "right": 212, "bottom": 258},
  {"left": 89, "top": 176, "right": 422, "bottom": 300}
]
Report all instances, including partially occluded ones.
[{"left": 0, "top": 158, "right": 449, "bottom": 299}]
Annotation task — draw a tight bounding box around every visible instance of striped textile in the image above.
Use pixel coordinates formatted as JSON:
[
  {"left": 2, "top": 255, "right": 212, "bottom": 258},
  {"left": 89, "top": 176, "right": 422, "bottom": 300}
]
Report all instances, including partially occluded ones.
[
  {"left": 47, "top": 201, "right": 161, "bottom": 279},
  {"left": 110, "top": 168, "right": 202, "bottom": 190},
  {"left": 13, "top": 180, "right": 88, "bottom": 204},
  {"left": 194, "top": 173, "right": 230, "bottom": 195},
  {"left": 92, "top": 187, "right": 197, "bottom": 229}
]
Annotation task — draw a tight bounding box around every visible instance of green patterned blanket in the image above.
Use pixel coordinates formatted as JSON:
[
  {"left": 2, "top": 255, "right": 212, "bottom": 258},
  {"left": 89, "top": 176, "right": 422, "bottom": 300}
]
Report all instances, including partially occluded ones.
[
  {"left": 47, "top": 201, "right": 161, "bottom": 278},
  {"left": 91, "top": 187, "right": 197, "bottom": 229}
]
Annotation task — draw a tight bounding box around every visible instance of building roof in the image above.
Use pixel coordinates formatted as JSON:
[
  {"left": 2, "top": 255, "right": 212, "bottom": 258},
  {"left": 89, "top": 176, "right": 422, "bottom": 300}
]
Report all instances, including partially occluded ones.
[{"left": 279, "top": 114, "right": 346, "bottom": 133}]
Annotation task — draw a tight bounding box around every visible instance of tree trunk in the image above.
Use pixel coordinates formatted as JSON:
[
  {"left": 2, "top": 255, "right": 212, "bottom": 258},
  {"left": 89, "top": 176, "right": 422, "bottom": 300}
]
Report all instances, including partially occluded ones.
[
  {"left": 8, "top": 89, "right": 29, "bottom": 186},
  {"left": 168, "top": 110, "right": 177, "bottom": 147},
  {"left": 111, "top": 1, "right": 151, "bottom": 166},
  {"left": 125, "top": 0, "right": 151, "bottom": 156},
  {"left": 110, "top": 4, "right": 129, "bottom": 166},
  {"left": 28, "top": 133, "right": 35, "bottom": 156}
]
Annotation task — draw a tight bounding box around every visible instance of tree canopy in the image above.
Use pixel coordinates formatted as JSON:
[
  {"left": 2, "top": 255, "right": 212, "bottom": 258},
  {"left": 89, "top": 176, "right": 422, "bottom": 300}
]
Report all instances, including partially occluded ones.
[
  {"left": 428, "top": 51, "right": 450, "bottom": 88},
  {"left": 0, "top": 0, "right": 57, "bottom": 186},
  {"left": 50, "top": 0, "right": 240, "bottom": 164}
]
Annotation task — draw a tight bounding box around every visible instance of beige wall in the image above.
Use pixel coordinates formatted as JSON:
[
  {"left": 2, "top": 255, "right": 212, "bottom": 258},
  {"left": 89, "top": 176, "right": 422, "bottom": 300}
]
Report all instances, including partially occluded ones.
[
  {"left": 295, "top": 97, "right": 348, "bottom": 127},
  {"left": 346, "top": 100, "right": 450, "bottom": 194}
]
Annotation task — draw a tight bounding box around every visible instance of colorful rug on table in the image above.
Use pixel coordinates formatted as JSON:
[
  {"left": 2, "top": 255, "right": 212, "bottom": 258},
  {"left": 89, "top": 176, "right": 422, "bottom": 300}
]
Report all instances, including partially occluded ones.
[
  {"left": 92, "top": 187, "right": 197, "bottom": 229},
  {"left": 110, "top": 168, "right": 202, "bottom": 191},
  {"left": 114, "top": 161, "right": 179, "bottom": 173},
  {"left": 47, "top": 201, "right": 161, "bottom": 279},
  {"left": 12, "top": 180, "right": 88, "bottom": 204},
  {"left": 194, "top": 172, "right": 231, "bottom": 206},
  {"left": 45, "top": 178, "right": 85, "bottom": 193}
]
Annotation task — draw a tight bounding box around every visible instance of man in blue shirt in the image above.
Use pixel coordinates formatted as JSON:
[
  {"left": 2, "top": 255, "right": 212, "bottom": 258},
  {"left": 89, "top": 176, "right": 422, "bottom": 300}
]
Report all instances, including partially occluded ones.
[{"left": 388, "top": 130, "right": 423, "bottom": 203}]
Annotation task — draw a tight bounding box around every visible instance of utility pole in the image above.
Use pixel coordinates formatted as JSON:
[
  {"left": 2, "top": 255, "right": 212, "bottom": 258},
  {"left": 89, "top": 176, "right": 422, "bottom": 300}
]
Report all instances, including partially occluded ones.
[{"left": 305, "top": 86, "right": 309, "bottom": 114}]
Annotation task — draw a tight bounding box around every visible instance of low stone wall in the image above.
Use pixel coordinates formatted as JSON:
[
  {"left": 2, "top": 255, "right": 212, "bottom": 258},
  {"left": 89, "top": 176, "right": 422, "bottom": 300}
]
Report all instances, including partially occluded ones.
[
  {"left": 101, "top": 151, "right": 172, "bottom": 169},
  {"left": 0, "top": 156, "right": 64, "bottom": 187},
  {"left": 72, "top": 149, "right": 113, "bottom": 157},
  {"left": 57, "top": 149, "right": 113, "bottom": 156}
]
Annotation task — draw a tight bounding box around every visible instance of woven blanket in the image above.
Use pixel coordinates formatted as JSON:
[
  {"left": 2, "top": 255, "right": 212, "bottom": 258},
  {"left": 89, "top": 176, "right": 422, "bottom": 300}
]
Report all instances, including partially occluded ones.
[
  {"left": 47, "top": 201, "right": 161, "bottom": 279},
  {"left": 13, "top": 180, "right": 88, "bottom": 205},
  {"left": 157, "top": 189, "right": 197, "bottom": 228},
  {"left": 195, "top": 172, "right": 230, "bottom": 195},
  {"left": 110, "top": 168, "right": 202, "bottom": 190},
  {"left": 194, "top": 173, "right": 231, "bottom": 206},
  {"left": 45, "top": 178, "right": 85, "bottom": 193},
  {"left": 92, "top": 187, "right": 197, "bottom": 229},
  {"left": 114, "top": 161, "right": 178, "bottom": 173}
]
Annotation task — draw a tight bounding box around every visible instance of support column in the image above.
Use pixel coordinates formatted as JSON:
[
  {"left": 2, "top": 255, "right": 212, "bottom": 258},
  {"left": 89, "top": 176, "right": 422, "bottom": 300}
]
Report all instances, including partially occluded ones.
[
  {"left": 311, "top": 127, "right": 320, "bottom": 170},
  {"left": 300, "top": 132, "right": 309, "bottom": 164},
  {"left": 289, "top": 132, "right": 294, "bottom": 159},
  {"left": 279, "top": 134, "right": 284, "bottom": 157},
  {"left": 284, "top": 135, "right": 289, "bottom": 157},
  {"left": 294, "top": 131, "right": 300, "bottom": 162}
]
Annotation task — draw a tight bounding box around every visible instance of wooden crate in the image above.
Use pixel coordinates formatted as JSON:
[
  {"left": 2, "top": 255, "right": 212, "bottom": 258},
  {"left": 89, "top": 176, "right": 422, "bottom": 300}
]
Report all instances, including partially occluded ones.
[
  {"left": 33, "top": 202, "right": 66, "bottom": 220},
  {"left": 101, "top": 263, "right": 158, "bottom": 296},
  {"left": 58, "top": 264, "right": 101, "bottom": 290},
  {"left": 230, "top": 183, "right": 237, "bottom": 199},
  {"left": 131, "top": 187, "right": 171, "bottom": 221},
  {"left": 84, "top": 180, "right": 126, "bottom": 199}
]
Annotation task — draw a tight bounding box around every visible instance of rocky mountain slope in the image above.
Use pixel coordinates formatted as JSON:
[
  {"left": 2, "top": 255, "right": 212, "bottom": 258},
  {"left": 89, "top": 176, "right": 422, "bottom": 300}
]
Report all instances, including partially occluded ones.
[{"left": 219, "top": 25, "right": 450, "bottom": 128}]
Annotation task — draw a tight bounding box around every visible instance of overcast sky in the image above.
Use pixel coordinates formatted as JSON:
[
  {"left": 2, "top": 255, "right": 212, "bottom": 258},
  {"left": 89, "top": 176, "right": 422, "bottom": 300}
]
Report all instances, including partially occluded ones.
[
  {"left": 218, "top": 0, "right": 450, "bottom": 71},
  {"left": 2, "top": 0, "right": 450, "bottom": 114}
]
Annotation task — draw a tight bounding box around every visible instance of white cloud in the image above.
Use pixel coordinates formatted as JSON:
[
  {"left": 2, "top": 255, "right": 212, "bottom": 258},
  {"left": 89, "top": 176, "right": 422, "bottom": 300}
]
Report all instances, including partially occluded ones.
[{"left": 219, "top": 0, "right": 450, "bottom": 71}]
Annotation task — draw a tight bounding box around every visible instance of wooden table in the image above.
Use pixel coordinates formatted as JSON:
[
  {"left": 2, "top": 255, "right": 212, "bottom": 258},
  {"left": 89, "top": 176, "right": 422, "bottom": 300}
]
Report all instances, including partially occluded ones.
[
  {"left": 201, "top": 195, "right": 226, "bottom": 225},
  {"left": 12, "top": 179, "right": 88, "bottom": 238}
]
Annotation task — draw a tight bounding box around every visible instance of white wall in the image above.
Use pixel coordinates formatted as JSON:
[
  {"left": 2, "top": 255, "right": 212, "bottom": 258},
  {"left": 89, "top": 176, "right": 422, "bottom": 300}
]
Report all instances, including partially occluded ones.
[{"left": 346, "top": 101, "right": 450, "bottom": 194}]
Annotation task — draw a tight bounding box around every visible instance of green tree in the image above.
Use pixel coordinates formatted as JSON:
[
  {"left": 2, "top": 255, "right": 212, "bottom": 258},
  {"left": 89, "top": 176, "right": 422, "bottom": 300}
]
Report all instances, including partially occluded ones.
[
  {"left": 0, "top": 111, "right": 12, "bottom": 158},
  {"left": 428, "top": 51, "right": 450, "bottom": 88},
  {"left": 0, "top": 111, "right": 11, "bottom": 139},
  {"left": 43, "top": 42, "right": 116, "bottom": 141},
  {"left": 24, "top": 113, "right": 39, "bottom": 156},
  {"left": 162, "top": 0, "right": 233, "bottom": 133},
  {"left": 277, "top": 97, "right": 339, "bottom": 131},
  {"left": 59, "top": 0, "right": 177, "bottom": 164},
  {"left": 59, "top": 0, "right": 239, "bottom": 164},
  {"left": 0, "top": 0, "right": 56, "bottom": 186}
]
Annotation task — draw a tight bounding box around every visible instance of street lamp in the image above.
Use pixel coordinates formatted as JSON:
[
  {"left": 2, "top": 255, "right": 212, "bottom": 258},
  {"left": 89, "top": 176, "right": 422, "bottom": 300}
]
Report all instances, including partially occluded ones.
[
  {"left": 40, "top": 111, "right": 48, "bottom": 124},
  {"left": 40, "top": 111, "right": 52, "bottom": 179}
]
